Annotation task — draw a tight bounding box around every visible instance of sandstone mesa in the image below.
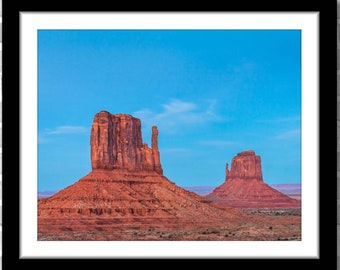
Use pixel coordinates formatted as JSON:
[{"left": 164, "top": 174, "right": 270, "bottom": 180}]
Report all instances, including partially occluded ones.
[{"left": 206, "top": 150, "right": 301, "bottom": 208}]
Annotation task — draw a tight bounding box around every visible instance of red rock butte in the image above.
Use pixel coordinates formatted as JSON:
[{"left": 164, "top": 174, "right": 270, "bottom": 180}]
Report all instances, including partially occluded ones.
[
  {"left": 90, "top": 111, "right": 162, "bottom": 174},
  {"left": 206, "top": 150, "right": 301, "bottom": 209},
  {"left": 38, "top": 111, "right": 257, "bottom": 240}
]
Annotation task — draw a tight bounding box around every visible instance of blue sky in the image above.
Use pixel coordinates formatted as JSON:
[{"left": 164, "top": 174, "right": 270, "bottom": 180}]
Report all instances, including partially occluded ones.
[{"left": 38, "top": 29, "right": 301, "bottom": 192}]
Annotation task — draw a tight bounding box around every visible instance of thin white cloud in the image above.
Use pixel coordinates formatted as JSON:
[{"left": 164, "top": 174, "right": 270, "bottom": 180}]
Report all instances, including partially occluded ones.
[
  {"left": 38, "top": 125, "right": 89, "bottom": 144},
  {"left": 45, "top": 126, "right": 88, "bottom": 135},
  {"left": 162, "top": 99, "right": 196, "bottom": 114},
  {"left": 273, "top": 128, "right": 301, "bottom": 140},
  {"left": 135, "top": 99, "right": 221, "bottom": 133}
]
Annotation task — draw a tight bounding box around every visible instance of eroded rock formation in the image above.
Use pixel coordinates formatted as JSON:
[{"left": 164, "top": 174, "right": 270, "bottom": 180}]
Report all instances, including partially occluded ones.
[
  {"left": 206, "top": 150, "right": 301, "bottom": 208},
  {"left": 225, "top": 150, "right": 263, "bottom": 181},
  {"left": 90, "top": 111, "right": 162, "bottom": 174}
]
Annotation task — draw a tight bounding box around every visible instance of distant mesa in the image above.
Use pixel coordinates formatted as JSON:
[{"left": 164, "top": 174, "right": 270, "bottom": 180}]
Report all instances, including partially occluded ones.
[{"left": 205, "top": 150, "right": 301, "bottom": 208}]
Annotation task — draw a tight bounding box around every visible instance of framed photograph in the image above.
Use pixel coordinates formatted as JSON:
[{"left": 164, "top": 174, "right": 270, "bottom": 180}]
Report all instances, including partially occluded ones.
[{"left": 4, "top": 2, "right": 335, "bottom": 268}]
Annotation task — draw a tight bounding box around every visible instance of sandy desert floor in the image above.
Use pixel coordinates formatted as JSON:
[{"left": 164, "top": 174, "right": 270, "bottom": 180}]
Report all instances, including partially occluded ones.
[{"left": 38, "top": 208, "right": 301, "bottom": 241}]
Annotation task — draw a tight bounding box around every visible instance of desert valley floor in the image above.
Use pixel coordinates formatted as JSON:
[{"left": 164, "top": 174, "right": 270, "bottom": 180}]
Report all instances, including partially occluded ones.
[{"left": 38, "top": 207, "right": 301, "bottom": 241}]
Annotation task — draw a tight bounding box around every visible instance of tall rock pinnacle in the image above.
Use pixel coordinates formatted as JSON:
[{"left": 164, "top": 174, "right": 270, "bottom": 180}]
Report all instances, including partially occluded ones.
[
  {"left": 90, "top": 111, "right": 163, "bottom": 174},
  {"left": 151, "top": 126, "right": 163, "bottom": 174}
]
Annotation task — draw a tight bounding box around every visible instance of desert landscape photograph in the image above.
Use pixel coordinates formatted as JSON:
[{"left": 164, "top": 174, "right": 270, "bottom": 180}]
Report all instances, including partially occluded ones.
[
  {"left": 18, "top": 12, "right": 320, "bottom": 259},
  {"left": 36, "top": 26, "right": 302, "bottom": 242}
]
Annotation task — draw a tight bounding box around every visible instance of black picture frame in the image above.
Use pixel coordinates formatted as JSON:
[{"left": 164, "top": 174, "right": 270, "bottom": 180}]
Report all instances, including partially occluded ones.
[{"left": 3, "top": 0, "right": 336, "bottom": 268}]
